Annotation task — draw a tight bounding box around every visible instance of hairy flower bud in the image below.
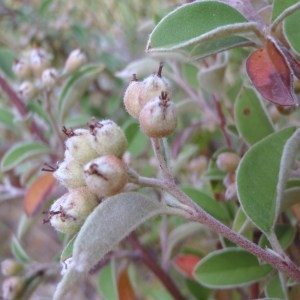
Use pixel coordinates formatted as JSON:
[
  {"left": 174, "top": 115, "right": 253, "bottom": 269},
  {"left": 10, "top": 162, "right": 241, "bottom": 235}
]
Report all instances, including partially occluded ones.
[
  {"left": 12, "top": 59, "right": 32, "bottom": 80},
  {"left": 2, "top": 276, "right": 25, "bottom": 300},
  {"left": 18, "top": 81, "right": 38, "bottom": 102},
  {"left": 63, "top": 49, "right": 87, "bottom": 74},
  {"left": 64, "top": 128, "right": 99, "bottom": 164},
  {"left": 30, "top": 48, "right": 51, "bottom": 77},
  {"left": 41, "top": 68, "right": 58, "bottom": 90},
  {"left": 88, "top": 119, "right": 128, "bottom": 158},
  {"left": 48, "top": 187, "right": 99, "bottom": 234},
  {"left": 123, "top": 75, "right": 144, "bottom": 118},
  {"left": 138, "top": 63, "right": 169, "bottom": 109},
  {"left": 84, "top": 155, "right": 127, "bottom": 197},
  {"left": 139, "top": 92, "right": 177, "bottom": 138},
  {"left": 53, "top": 159, "right": 85, "bottom": 189},
  {"left": 1, "top": 259, "right": 23, "bottom": 277},
  {"left": 216, "top": 152, "right": 240, "bottom": 173}
]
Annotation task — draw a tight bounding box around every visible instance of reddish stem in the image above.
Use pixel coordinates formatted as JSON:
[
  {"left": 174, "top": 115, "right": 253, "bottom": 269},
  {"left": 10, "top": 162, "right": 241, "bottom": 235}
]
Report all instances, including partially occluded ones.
[
  {"left": 213, "top": 94, "right": 232, "bottom": 147},
  {"left": 0, "top": 74, "right": 46, "bottom": 143},
  {"left": 128, "top": 233, "right": 185, "bottom": 300}
]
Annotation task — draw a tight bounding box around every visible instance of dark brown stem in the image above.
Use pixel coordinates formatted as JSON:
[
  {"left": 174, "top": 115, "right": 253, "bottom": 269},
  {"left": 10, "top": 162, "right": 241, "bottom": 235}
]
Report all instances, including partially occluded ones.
[
  {"left": 0, "top": 74, "right": 46, "bottom": 143},
  {"left": 128, "top": 233, "right": 186, "bottom": 300},
  {"left": 213, "top": 94, "right": 232, "bottom": 148}
]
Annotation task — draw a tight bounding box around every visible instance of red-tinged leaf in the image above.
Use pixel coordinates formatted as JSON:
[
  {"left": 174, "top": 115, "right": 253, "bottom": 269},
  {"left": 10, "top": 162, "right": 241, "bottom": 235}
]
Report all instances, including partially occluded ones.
[
  {"left": 246, "top": 39, "right": 298, "bottom": 107},
  {"left": 173, "top": 254, "right": 201, "bottom": 279},
  {"left": 23, "top": 173, "right": 56, "bottom": 217},
  {"left": 117, "top": 268, "right": 135, "bottom": 300}
]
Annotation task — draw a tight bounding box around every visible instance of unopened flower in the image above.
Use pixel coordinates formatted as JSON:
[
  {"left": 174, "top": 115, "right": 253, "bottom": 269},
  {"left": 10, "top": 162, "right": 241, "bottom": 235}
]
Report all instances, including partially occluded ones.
[
  {"left": 63, "top": 49, "right": 86, "bottom": 74},
  {"left": 139, "top": 91, "right": 177, "bottom": 138},
  {"left": 84, "top": 155, "right": 128, "bottom": 197}
]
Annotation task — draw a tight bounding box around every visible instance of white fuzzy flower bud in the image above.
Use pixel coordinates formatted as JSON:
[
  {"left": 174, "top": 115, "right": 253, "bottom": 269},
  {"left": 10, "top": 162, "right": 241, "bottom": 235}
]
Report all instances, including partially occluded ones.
[
  {"left": 12, "top": 59, "right": 32, "bottom": 80},
  {"left": 41, "top": 68, "right": 58, "bottom": 90},
  {"left": 18, "top": 81, "right": 38, "bottom": 102},
  {"left": 48, "top": 187, "right": 99, "bottom": 234},
  {"left": 30, "top": 48, "right": 51, "bottom": 77},
  {"left": 63, "top": 49, "right": 87, "bottom": 74},
  {"left": 84, "top": 155, "right": 128, "bottom": 197},
  {"left": 53, "top": 159, "right": 85, "bottom": 189},
  {"left": 64, "top": 128, "right": 99, "bottom": 164},
  {"left": 88, "top": 119, "right": 128, "bottom": 158},
  {"left": 139, "top": 92, "right": 177, "bottom": 138}
]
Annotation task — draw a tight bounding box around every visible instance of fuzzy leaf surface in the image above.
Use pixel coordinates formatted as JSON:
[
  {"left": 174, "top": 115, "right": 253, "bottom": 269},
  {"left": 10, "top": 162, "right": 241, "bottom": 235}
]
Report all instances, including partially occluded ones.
[
  {"left": 146, "top": 1, "right": 256, "bottom": 55},
  {"left": 53, "top": 192, "right": 169, "bottom": 299},
  {"left": 284, "top": 9, "right": 300, "bottom": 55},
  {"left": 58, "top": 64, "right": 104, "bottom": 122},
  {"left": 235, "top": 87, "right": 274, "bottom": 145},
  {"left": 237, "top": 127, "right": 300, "bottom": 234},
  {"left": 271, "top": 0, "right": 300, "bottom": 25},
  {"left": 1, "top": 141, "right": 50, "bottom": 172},
  {"left": 194, "top": 248, "right": 272, "bottom": 288}
]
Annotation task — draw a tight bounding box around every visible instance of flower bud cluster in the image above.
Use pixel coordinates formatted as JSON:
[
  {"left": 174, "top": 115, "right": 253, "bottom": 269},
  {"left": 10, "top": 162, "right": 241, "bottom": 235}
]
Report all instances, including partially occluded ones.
[
  {"left": 216, "top": 151, "right": 240, "bottom": 201},
  {"left": 123, "top": 63, "right": 177, "bottom": 138},
  {"left": 13, "top": 47, "right": 87, "bottom": 102},
  {"left": 1, "top": 259, "right": 25, "bottom": 300},
  {"left": 46, "top": 119, "right": 128, "bottom": 235}
]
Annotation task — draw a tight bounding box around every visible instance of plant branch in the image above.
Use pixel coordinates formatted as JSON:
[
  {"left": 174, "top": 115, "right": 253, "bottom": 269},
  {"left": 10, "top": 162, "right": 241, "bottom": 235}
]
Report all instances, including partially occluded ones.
[
  {"left": 0, "top": 74, "right": 47, "bottom": 143},
  {"left": 128, "top": 232, "right": 186, "bottom": 300},
  {"left": 213, "top": 93, "right": 232, "bottom": 147},
  {"left": 43, "top": 90, "right": 65, "bottom": 155},
  {"left": 164, "top": 182, "right": 300, "bottom": 282}
]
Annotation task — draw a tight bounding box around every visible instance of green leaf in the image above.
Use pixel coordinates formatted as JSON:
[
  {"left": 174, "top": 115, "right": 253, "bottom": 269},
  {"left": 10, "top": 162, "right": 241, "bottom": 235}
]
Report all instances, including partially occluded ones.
[
  {"left": 265, "top": 274, "right": 286, "bottom": 299},
  {"left": 0, "top": 48, "right": 15, "bottom": 78},
  {"left": 237, "top": 127, "right": 300, "bottom": 234},
  {"left": 11, "top": 236, "right": 30, "bottom": 263},
  {"left": 271, "top": 0, "right": 300, "bottom": 26},
  {"left": 53, "top": 192, "right": 171, "bottom": 300},
  {"left": 235, "top": 87, "right": 274, "bottom": 145},
  {"left": 284, "top": 9, "right": 300, "bottom": 55},
  {"left": 60, "top": 236, "right": 76, "bottom": 263},
  {"left": 177, "top": 36, "right": 251, "bottom": 61},
  {"left": 194, "top": 248, "right": 272, "bottom": 288},
  {"left": 0, "top": 107, "right": 15, "bottom": 129},
  {"left": 259, "top": 224, "right": 295, "bottom": 250},
  {"left": 185, "top": 278, "right": 211, "bottom": 300},
  {"left": 166, "top": 222, "right": 205, "bottom": 260},
  {"left": 182, "top": 186, "right": 230, "bottom": 222},
  {"left": 281, "top": 187, "right": 300, "bottom": 210},
  {"left": 146, "top": 1, "right": 257, "bottom": 54},
  {"left": 58, "top": 64, "right": 104, "bottom": 122},
  {"left": 198, "top": 53, "right": 228, "bottom": 93},
  {"left": 1, "top": 142, "right": 50, "bottom": 172},
  {"left": 98, "top": 261, "right": 118, "bottom": 300},
  {"left": 232, "top": 207, "right": 249, "bottom": 233},
  {"left": 27, "top": 100, "right": 51, "bottom": 127},
  {"left": 124, "top": 120, "right": 148, "bottom": 156}
]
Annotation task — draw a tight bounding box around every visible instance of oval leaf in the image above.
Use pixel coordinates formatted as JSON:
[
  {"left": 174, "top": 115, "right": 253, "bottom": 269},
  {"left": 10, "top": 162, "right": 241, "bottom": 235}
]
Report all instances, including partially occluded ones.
[
  {"left": 173, "top": 254, "right": 201, "bottom": 279},
  {"left": 271, "top": 0, "right": 300, "bottom": 27},
  {"left": 234, "top": 87, "right": 274, "bottom": 145},
  {"left": 265, "top": 274, "right": 286, "bottom": 299},
  {"left": 182, "top": 186, "right": 230, "bottom": 222},
  {"left": 147, "top": 1, "right": 256, "bottom": 53},
  {"left": 24, "top": 173, "right": 56, "bottom": 217},
  {"left": 1, "top": 142, "right": 50, "bottom": 172},
  {"left": 246, "top": 39, "right": 298, "bottom": 107},
  {"left": 284, "top": 9, "right": 300, "bottom": 55},
  {"left": 237, "top": 127, "right": 299, "bottom": 234},
  {"left": 118, "top": 268, "right": 135, "bottom": 300},
  {"left": 98, "top": 261, "right": 118, "bottom": 300},
  {"left": 194, "top": 248, "right": 272, "bottom": 288},
  {"left": 53, "top": 192, "right": 170, "bottom": 300},
  {"left": 58, "top": 64, "right": 104, "bottom": 122},
  {"left": 0, "top": 107, "right": 15, "bottom": 129}
]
